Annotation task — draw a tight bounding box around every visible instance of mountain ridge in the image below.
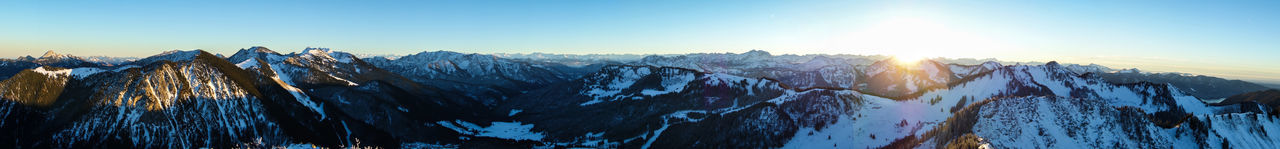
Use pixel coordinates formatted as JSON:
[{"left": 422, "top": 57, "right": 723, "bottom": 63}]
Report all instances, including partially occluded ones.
[{"left": 0, "top": 48, "right": 1276, "bottom": 148}]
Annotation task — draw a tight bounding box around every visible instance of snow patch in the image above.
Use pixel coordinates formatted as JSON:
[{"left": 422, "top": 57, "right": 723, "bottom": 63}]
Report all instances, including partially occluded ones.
[
  {"left": 580, "top": 67, "right": 652, "bottom": 105},
  {"left": 640, "top": 71, "right": 695, "bottom": 96},
  {"left": 70, "top": 67, "right": 105, "bottom": 79},
  {"left": 236, "top": 59, "right": 260, "bottom": 69},
  {"left": 32, "top": 67, "right": 72, "bottom": 76},
  {"left": 437, "top": 120, "right": 545, "bottom": 141}
]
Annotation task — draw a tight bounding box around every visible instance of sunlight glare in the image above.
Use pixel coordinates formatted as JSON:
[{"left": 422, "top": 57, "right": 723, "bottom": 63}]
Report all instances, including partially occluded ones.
[
  {"left": 893, "top": 54, "right": 925, "bottom": 67},
  {"left": 833, "top": 11, "right": 1011, "bottom": 60}
]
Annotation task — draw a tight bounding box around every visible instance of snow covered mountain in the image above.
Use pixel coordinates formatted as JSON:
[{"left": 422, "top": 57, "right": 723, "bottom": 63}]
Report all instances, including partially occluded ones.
[
  {"left": 224, "top": 47, "right": 501, "bottom": 146},
  {"left": 0, "top": 51, "right": 104, "bottom": 80},
  {"left": 0, "top": 49, "right": 1275, "bottom": 148},
  {"left": 0, "top": 49, "right": 500, "bottom": 148},
  {"left": 0, "top": 51, "right": 296, "bottom": 148},
  {"left": 28, "top": 51, "right": 101, "bottom": 68},
  {"left": 364, "top": 51, "right": 571, "bottom": 106},
  {"left": 495, "top": 60, "right": 1280, "bottom": 148},
  {"left": 634, "top": 51, "right": 869, "bottom": 90}
]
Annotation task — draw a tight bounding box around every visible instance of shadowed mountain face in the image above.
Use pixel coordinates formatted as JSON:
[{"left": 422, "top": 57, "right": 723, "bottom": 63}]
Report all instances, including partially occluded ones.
[{"left": 0, "top": 48, "right": 1276, "bottom": 148}]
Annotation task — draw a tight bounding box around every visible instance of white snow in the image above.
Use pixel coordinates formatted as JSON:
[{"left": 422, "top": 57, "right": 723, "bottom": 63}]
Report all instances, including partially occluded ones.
[
  {"left": 70, "top": 67, "right": 105, "bottom": 79},
  {"left": 639, "top": 71, "right": 694, "bottom": 96},
  {"left": 921, "top": 61, "right": 947, "bottom": 83},
  {"left": 580, "top": 67, "right": 652, "bottom": 105},
  {"left": 265, "top": 65, "right": 327, "bottom": 120},
  {"left": 969, "top": 96, "right": 1210, "bottom": 148},
  {"left": 236, "top": 59, "right": 260, "bottom": 69},
  {"left": 781, "top": 93, "right": 942, "bottom": 149},
  {"left": 32, "top": 67, "right": 72, "bottom": 76},
  {"left": 437, "top": 120, "right": 545, "bottom": 141},
  {"left": 1203, "top": 98, "right": 1227, "bottom": 104},
  {"left": 326, "top": 73, "right": 359, "bottom": 86},
  {"left": 666, "top": 110, "right": 706, "bottom": 123},
  {"left": 1204, "top": 114, "right": 1280, "bottom": 148},
  {"left": 282, "top": 86, "right": 325, "bottom": 120},
  {"left": 782, "top": 63, "right": 1227, "bottom": 148},
  {"left": 641, "top": 120, "right": 671, "bottom": 149},
  {"left": 579, "top": 99, "right": 606, "bottom": 106}
]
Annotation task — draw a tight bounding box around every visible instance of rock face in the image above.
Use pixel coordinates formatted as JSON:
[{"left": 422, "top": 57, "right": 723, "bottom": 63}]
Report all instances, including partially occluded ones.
[
  {"left": 0, "top": 51, "right": 289, "bottom": 148},
  {"left": 0, "top": 48, "right": 1275, "bottom": 148}
]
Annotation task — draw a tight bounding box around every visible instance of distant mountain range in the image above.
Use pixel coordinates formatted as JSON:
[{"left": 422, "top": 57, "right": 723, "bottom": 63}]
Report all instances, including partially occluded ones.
[
  {"left": 0, "top": 47, "right": 1277, "bottom": 148},
  {"left": 1260, "top": 83, "right": 1280, "bottom": 89}
]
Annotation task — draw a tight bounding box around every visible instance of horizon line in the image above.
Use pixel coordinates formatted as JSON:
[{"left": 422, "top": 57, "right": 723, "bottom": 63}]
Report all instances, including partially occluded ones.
[{"left": 7, "top": 46, "right": 1280, "bottom": 85}]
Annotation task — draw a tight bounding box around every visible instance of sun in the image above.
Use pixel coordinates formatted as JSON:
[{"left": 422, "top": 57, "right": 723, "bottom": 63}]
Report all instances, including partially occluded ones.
[{"left": 892, "top": 54, "right": 925, "bottom": 67}]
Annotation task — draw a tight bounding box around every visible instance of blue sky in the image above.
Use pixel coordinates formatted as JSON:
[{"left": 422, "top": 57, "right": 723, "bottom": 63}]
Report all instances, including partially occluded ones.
[{"left": 1, "top": 0, "right": 1278, "bottom": 83}]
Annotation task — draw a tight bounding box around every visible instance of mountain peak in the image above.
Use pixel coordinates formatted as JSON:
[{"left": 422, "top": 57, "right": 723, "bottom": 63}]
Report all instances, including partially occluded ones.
[
  {"left": 17, "top": 55, "right": 36, "bottom": 61},
  {"left": 743, "top": 50, "right": 771, "bottom": 57},
  {"left": 40, "top": 50, "right": 63, "bottom": 58},
  {"left": 228, "top": 47, "right": 287, "bottom": 63},
  {"left": 248, "top": 46, "right": 278, "bottom": 54},
  {"left": 296, "top": 47, "right": 359, "bottom": 64},
  {"left": 302, "top": 47, "right": 332, "bottom": 55}
]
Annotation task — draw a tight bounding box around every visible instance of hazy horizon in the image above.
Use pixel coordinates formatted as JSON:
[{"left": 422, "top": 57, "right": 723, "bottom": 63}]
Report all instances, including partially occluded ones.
[{"left": 3, "top": 1, "right": 1278, "bottom": 84}]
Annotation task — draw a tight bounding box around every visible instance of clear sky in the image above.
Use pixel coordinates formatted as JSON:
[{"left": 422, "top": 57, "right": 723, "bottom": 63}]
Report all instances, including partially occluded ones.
[{"left": 1, "top": 0, "right": 1278, "bottom": 83}]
